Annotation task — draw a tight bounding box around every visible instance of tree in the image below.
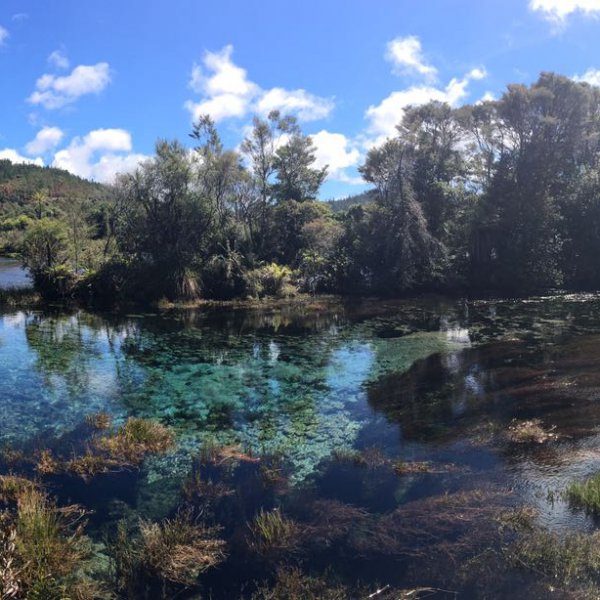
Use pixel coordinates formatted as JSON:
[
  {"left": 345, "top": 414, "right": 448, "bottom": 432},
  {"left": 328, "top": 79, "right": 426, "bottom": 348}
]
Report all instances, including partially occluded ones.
[
  {"left": 114, "top": 140, "right": 213, "bottom": 299},
  {"left": 272, "top": 117, "right": 327, "bottom": 202},
  {"left": 21, "top": 218, "right": 69, "bottom": 272}
]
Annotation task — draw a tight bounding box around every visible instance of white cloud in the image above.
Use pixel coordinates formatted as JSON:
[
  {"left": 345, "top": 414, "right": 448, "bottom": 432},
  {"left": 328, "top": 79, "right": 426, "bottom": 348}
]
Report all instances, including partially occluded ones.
[
  {"left": 28, "top": 62, "right": 111, "bottom": 109},
  {"left": 386, "top": 36, "right": 437, "bottom": 81},
  {"left": 530, "top": 0, "right": 600, "bottom": 21},
  {"left": 185, "top": 45, "right": 334, "bottom": 123},
  {"left": 48, "top": 49, "right": 69, "bottom": 70},
  {"left": 25, "top": 126, "right": 64, "bottom": 155},
  {"left": 0, "top": 26, "right": 8, "bottom": 45},
  {"left": 11, "top": 13, "right": 28, "bottom": 21},
  {"left": 185, "top": 45, "right": 260, "bottom": 122},
  {"left": 52, "top": 128, "right": 147, "bottom": 183},
  {"left": 574, "top": 67, "right": 600, "bottom": 86},
  {"left": 0, "top": 149, "right": 43, "bottom": 166},
  {"left": 311, "top": 130, "right": 361, "bottom": 183},
  {"left": 364, "top": 67, "right": 487, "bottom": 144},
  {"left": 477, "top": 91, "right": 496, "bottom": 103},
  {"left": 256, "top": 88, "right": 334, "bottom": 122}
]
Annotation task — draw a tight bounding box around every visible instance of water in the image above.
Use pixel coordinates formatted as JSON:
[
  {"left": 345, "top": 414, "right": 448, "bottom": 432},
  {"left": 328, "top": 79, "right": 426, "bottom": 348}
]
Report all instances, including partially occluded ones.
[
  {"left": 4, "top": 295, "right": 600, "bottom": 596},
  {"left": 0, "top": 257, "right": 30, "bottom": 288}
]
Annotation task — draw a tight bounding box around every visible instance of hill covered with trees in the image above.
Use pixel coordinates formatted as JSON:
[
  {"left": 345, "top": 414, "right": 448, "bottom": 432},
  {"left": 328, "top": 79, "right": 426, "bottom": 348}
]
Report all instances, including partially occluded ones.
[
  {"left": 12, "top": 72, "right": 600, "bottom": 305},
  {"left": 0, "top": 160, "right": 113, "bottom": 257}
]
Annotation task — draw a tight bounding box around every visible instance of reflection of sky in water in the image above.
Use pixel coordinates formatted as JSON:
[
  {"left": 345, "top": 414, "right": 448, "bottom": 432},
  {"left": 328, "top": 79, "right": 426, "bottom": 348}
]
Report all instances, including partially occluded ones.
[{"left": 4, "top": 295, "right": 600, "bottom": 527}]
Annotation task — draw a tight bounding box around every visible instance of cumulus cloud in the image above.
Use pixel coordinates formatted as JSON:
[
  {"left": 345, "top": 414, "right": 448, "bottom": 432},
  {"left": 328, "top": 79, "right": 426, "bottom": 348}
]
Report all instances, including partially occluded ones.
[
  {"left": 530, "top": 0, "right": 600, "bottom": 21},
  {"left": 0, "top": 149, "right": 43, "bottom": 166},
  {"left": 0, "top": 25, "right": 8, "bottom": 45},
  {"left": 48, "top": 49, "right": 70, "bottom": 70},
  {"left": 25, "top": 126, "right": 64, "bottom": 155},
  {"left": 386, "top": 36, "right": 437, "bottom": 81},
  {"left": 311, "top": 130, "right": 361, "bottom": 182},
  {"left": 28, "top": 62, "right": 111, "bottom": 109},
  {"left": 574, "top": 67, "right": 600, "bottom": 86},
  {"left": 257, "top": 88, "right": 334, "bottom": 122},
  {"left": 365, "top": 67, "right": 486, "bottom": 143},
  {"left": 52, "top": 128, "right": 147, "bottom": 183},
  {"left": 185, "top": 45, "right": 334, "bottom": 123}
]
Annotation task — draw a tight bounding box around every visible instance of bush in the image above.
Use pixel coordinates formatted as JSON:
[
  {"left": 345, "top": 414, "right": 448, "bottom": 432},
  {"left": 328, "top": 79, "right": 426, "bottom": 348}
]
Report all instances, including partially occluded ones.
[
  {"left": 244, "top": 263, "right": 297, "bottom": 299},
  {"left": 32, "top": 265, "right": 78, "bottom": 300}
]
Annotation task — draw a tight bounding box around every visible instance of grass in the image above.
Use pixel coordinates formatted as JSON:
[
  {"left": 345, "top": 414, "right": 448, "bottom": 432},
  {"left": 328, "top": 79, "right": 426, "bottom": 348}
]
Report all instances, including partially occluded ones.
[
  {"left": 95, "top": 417, "right": 174, "bottom": 464},
  {"left": 0, "top": 485, "right": 98, "bottom": 599},
  {"left": 0, "top": 475, "right": 38, "bottom": 504},
  {"left": 507, "top": 419, "right": 558, "bottom": 444},
  {"left": 566, "top": 472, "right": 600, "bottom": 514},
  {"left": 139, "top": 512, "right": 226, "bottom": 586},
  {"left": 249, "top": 509, "right": 301, "bottom": 558},
  {"left": 0, "top": 287, "right": 40, "bottom": 308},
  {"left": 85, "top": 412, "right": 112, "bottom": 431},
  {"left": 111, "top": 513, "right": 226, "bottom": 593}
]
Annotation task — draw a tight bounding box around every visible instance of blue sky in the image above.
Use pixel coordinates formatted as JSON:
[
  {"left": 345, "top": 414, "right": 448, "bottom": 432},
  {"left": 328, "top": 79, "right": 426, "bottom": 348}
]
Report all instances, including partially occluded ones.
[{"left": 2, "top": 0, "right": 600, "bottom": 198}]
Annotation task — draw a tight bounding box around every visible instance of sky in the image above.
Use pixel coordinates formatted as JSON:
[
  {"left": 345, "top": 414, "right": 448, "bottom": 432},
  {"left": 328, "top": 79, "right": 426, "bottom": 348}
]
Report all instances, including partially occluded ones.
[{"left": 2, "top": 0, "right": 600, "bottom": 199}]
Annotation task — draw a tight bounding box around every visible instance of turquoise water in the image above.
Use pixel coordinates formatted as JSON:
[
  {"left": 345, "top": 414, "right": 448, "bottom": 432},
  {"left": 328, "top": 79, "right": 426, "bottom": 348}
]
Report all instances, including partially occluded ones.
[{"left": 5, "top": 295, "right": 600, "bottom": 596}]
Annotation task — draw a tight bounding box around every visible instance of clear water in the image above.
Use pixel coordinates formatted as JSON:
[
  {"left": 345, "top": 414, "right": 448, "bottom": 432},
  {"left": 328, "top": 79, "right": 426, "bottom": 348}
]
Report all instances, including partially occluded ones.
[{"left": 4, "top": 295, "right": 600, "bottom": 596}]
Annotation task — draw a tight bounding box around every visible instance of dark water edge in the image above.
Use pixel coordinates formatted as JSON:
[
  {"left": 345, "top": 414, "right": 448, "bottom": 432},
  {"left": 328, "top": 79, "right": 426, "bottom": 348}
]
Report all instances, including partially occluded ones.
[{"left": 4, "top": 294, "right": 600, "bottom": 597}]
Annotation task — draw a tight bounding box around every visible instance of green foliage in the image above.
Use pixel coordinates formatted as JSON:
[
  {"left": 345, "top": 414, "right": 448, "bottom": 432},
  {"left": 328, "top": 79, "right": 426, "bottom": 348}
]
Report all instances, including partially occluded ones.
[
  {"left": 245, "top": 263, "right": 296, "bottom": 298},
  {"left": 567, "top": 473, "right": 600, "bottom": 514}
]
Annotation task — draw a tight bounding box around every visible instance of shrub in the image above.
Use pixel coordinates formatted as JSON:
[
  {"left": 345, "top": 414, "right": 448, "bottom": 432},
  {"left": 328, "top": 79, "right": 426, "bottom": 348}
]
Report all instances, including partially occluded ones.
[{"left": 244, "top": 263, "right": 297, "bottom": 299}]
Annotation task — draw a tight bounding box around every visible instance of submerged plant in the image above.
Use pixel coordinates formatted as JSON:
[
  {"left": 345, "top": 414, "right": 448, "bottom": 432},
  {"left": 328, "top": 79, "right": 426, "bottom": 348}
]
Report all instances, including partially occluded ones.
[
  {"left": 507, "top": 419, "right": 558, "bottom": 444},
  {"left": 95, "top": 418, "right": 174, "bottom": 464},
  {"left": 0, "top": 486, "right": 95, "bottom": 599},
  {"left": 138, "top": 512, "right": 226, "bottom": 586},
  {"left": 249, "top": 509, "right": 302, "bottom": 558},
  {"left": 85, "top": 412, "right": 113, "bottom": 431}
]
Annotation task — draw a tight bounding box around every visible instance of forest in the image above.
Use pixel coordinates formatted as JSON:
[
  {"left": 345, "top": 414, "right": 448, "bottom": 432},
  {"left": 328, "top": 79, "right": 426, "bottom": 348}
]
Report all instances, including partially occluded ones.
[{"left": 6, "top": 71, "right": 600, "bottom": 305}]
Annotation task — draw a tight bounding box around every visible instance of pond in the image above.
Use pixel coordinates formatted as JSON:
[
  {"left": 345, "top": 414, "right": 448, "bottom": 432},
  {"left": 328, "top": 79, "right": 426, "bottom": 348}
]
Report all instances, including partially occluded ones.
[
  {"left": 3, "top": 295, "right": 600, "bottom": 597},
  {"left": 0, "top": 257, "right": 30, "bottom": 288}
]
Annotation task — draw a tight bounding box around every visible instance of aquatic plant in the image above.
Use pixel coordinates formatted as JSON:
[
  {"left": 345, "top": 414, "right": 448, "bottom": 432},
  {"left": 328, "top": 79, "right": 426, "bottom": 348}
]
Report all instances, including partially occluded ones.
[
  {"left": 511, "top": 529, "right": 600, "bottom": 592},
  {"left": 507, "top": 419, "right": 558, "bottom": 444},
  {"left": 138, "top": 512, "right": 226, "bottom": 586},
  {"left": 248, "top": 509, "right": 302, "bottom": 558},
  {"left": 94, "top": 418, "right": 174, "bottom": 464},
  {"left": 65, "top": 452, "right": 125, "bottom": 481},
  {"left": 0, "top": 476, "right": 39, "bottom": 505},
  {"left": 85, "top": 412, "right": 112, "bottom": 431},
  {"left": 1, "top": 486, "right": 97, "bottom": 599},
  {"left": 566, "top": 472, "right": 600, "bottom": 514},
  {"left": 35, "top": 450, "right": 61, "bottom": 476},
  {"left": 250, "top": 567, "right": 349, "bottom": 600}
]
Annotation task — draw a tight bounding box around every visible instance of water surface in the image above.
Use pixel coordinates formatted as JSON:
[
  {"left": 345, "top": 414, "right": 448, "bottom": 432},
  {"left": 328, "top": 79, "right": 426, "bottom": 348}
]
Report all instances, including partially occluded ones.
[
  {"left": 0, "top": 257, "right": 30, "bottom": 288},
  {"left": 3, "top": 295, "right": 600, "bottom": 596}
]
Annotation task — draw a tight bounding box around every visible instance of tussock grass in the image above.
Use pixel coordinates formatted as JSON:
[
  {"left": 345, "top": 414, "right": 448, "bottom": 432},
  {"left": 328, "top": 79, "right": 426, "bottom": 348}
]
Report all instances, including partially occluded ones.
[
  {"left": 567, "top": 472, "right": 600, "bottom": 514},
  {"left": 95, "top": 417, "right": 174, "bottom": 464}
]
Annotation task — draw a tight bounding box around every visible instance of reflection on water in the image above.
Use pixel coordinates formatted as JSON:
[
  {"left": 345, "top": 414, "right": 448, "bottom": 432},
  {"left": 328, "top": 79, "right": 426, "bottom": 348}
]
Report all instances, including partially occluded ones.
[
  {"left": 0, "top": 257, "right": 30, "bottom": 288},
  {"left": 5, "top": 295, "right": 600, "bottom": 595}
]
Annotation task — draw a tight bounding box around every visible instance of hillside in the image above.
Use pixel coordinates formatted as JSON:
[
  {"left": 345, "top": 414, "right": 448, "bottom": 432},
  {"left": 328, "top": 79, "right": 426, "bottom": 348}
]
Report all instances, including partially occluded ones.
[
  {"left": 326, "top": 189, "right": 376, "bottom": 213},
  {"left": 0, "top": 159, "right": 111, "bottom": 219}
]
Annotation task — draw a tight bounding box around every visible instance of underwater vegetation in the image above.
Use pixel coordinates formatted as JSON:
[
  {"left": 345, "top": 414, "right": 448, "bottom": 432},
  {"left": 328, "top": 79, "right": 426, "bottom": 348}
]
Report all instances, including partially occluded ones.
[{"left": 5, "top": 296, "right": 600, "bottom": 596}]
